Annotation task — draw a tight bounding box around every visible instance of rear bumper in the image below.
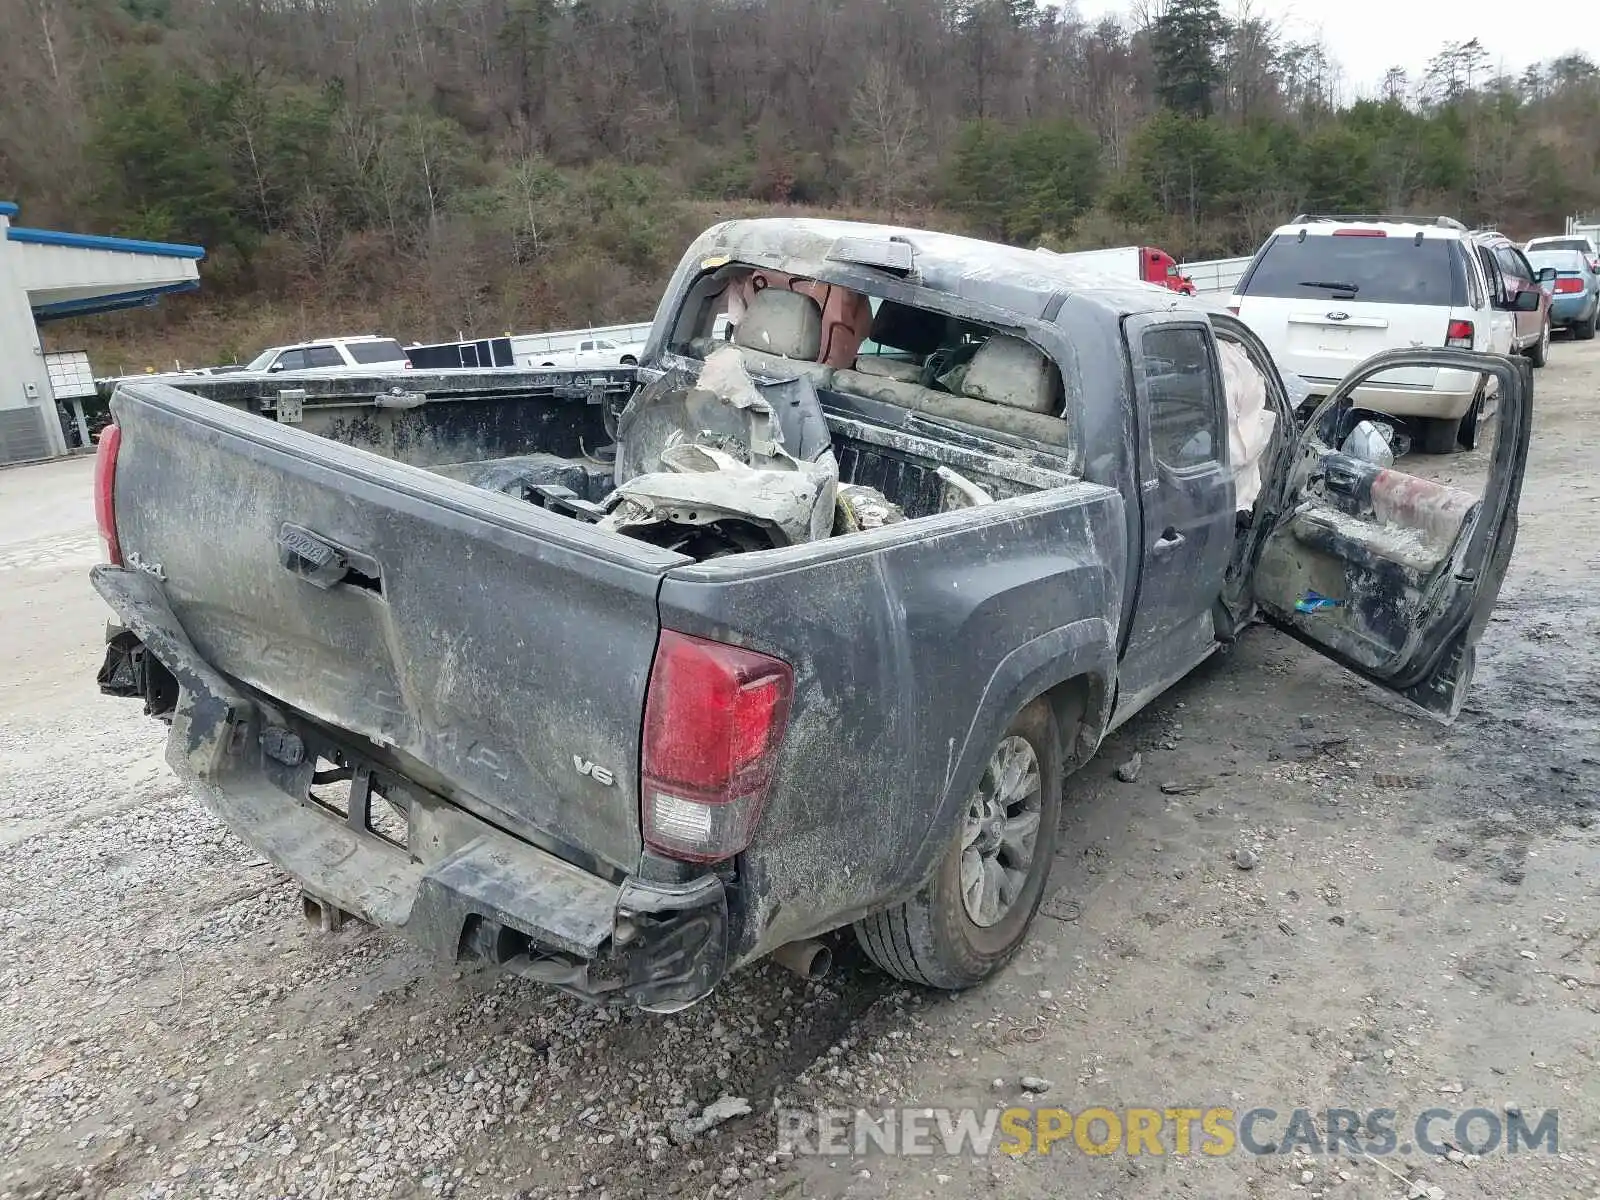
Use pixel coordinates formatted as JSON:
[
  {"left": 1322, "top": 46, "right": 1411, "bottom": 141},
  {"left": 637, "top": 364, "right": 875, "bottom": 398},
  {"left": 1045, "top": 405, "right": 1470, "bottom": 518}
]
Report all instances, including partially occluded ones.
[
  {"left": 91, "top": 565, "right": 727, "bottom": 1011},
  {"left": 1303, "top": 378, "right": 1477, "bottom": 421},
  {"left": 1550, "top": 295, "right": 1595, "bottom": 324}
]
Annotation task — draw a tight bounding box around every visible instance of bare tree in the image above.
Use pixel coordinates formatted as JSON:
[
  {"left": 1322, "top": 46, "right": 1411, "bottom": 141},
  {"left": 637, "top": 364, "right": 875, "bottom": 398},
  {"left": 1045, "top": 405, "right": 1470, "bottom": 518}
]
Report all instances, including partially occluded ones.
[
  {"left": 848, "top": 59, "right": 924, "bottom": 212},
  {"left": 1381, "top": 67, "right": 1408, "bottom": 105},
  {"left": 1218, "top": 0, "right": 1282, "bottom": 120}
]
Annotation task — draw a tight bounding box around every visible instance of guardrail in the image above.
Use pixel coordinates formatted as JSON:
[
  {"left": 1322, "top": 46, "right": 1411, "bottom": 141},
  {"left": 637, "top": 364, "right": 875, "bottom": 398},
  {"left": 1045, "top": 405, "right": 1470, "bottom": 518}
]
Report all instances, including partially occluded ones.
[{"left": 1178, "top": 256, "right": 1252, "bottom": 295}]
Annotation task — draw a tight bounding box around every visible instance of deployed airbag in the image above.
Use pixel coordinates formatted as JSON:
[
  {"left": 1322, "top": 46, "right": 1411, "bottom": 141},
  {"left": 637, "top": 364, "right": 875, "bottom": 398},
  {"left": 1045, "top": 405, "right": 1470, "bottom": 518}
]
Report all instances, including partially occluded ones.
[{"left": 1217, "top": 339, "right": 1277, "bottom": 512}]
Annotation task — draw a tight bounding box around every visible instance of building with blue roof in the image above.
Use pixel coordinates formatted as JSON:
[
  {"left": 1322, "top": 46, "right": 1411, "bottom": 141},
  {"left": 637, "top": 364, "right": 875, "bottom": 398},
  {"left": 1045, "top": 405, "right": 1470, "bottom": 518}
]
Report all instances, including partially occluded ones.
[{"left": 0, "top": 200, "right": 204, "bottom": 463}]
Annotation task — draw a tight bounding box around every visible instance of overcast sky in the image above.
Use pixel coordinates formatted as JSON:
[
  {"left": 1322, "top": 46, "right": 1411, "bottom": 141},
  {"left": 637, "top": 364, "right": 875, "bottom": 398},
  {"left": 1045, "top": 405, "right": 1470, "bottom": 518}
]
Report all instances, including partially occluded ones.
[{"left": 1088, "top": 0, "right": 1600, "bottom": 97}]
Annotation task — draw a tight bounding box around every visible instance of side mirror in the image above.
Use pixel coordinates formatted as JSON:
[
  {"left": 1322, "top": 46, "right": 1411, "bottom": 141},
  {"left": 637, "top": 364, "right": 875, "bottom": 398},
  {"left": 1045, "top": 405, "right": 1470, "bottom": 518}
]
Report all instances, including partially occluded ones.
[
  {"left": 267, "top": 361, "right": 285, "bottom": 372},
  {"left": 1514, "top": 289, "right": 1542, "bottom": 312},
  {"left": 1536, "top": 267, "right": 1557, "bottom": 284}
]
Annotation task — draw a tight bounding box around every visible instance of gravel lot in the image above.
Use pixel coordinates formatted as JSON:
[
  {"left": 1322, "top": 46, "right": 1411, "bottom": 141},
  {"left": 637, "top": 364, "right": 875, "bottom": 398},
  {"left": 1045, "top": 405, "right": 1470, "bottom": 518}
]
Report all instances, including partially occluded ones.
[{"left": 3, "top": 342, "right": 1599, "bottom": 1200}]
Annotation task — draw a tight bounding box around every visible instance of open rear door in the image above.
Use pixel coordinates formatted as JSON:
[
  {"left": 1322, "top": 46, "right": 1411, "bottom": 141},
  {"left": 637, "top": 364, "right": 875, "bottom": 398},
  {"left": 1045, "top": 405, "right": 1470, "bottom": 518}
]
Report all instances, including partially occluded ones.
[{"left": 1249, "top": 348, "right": 1531, "bottom": 721}]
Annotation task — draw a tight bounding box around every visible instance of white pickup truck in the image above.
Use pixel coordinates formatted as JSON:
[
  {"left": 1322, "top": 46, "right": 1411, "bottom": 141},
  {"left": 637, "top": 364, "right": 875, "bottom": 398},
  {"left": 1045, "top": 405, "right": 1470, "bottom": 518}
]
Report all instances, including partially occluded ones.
[{"left": 517, "top": 335, "right": 643, "bottom": 369}]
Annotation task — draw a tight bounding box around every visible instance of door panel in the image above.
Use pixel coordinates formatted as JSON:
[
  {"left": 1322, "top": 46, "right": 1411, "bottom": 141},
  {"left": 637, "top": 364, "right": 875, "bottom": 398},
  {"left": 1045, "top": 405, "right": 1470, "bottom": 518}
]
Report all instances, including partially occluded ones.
[
  {"left": 1251, "top": 348, "right": 1530, "bottom": 721},
  {"left": 1112, "top": 317, "right": 1237, "bottom": 724},
  {"left": 1495, "top": 247, "right": 1541, "bottom": 344},
  {"left": 1474, "top": 247, "right": 1516, "bottom": 354}
]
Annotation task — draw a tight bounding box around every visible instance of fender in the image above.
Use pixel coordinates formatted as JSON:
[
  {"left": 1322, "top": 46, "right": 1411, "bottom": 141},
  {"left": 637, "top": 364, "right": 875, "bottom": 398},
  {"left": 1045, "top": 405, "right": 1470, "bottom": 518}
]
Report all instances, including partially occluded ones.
[{"left": 896, "top": 616, "right": 1119, "bottom": 896}]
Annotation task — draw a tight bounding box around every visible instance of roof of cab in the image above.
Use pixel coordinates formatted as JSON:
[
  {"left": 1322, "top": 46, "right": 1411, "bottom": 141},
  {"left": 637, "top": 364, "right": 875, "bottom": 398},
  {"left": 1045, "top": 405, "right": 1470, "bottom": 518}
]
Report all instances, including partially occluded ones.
[{"left": 684, "top": 218, "right": 1195, "bottom": 320}]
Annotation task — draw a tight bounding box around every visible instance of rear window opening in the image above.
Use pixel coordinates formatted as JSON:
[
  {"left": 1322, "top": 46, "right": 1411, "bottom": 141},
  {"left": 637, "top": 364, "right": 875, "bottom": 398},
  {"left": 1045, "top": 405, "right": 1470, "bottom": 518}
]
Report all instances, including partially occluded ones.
[
  {"left": 1241, "top": 234, "right": 1467, "bottom": 307},
  {"left": 666, "top": 264, "right": 1069, "bottom": 423}
]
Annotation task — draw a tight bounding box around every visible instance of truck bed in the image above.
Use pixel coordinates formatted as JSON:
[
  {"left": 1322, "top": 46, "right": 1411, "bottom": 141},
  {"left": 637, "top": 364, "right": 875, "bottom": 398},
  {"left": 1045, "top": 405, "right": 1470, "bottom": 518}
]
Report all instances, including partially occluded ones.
[{"left": 147, "top": 366, "right": 1080, "bottom": 519}]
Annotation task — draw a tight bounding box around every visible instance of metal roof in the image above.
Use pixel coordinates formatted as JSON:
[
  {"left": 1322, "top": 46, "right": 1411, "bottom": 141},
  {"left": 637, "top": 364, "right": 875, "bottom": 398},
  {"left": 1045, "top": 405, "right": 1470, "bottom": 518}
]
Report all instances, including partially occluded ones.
[
  {"left": 686, "top": 218, "right": 1193, "bottom": 319},
  {"left": 7, "top": 225, "right": 205, "bottom": 260},
  {"left": 1, "top": 199, "right": 205, "bottom": 320}
]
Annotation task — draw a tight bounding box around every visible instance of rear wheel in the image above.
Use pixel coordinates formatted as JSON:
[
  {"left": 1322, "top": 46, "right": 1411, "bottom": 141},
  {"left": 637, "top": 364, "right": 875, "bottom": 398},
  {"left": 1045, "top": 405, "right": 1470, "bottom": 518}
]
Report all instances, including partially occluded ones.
[
  {"left": 1576, "top": 309, "right": 1598, "bottom": 341},
  {"left": 854, "top": 698, "right": 1062, "bottom": 990},
  {"left": 1419, "top": 416, "right": 1459, "bottom": 455},
  {"left": 1527, "top": 320, "right": 1550, "bottom": 367}
]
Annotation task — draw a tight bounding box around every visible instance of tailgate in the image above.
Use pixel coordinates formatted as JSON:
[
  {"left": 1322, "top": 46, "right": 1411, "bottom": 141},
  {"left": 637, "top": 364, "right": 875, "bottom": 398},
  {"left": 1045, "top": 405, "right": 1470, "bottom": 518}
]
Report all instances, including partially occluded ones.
[
  {"left": 1284, "top": 308, "right": 1440, "bottom": 390},
  {"left": 108, "top": 381, "right": 684, "bottom": 873}
]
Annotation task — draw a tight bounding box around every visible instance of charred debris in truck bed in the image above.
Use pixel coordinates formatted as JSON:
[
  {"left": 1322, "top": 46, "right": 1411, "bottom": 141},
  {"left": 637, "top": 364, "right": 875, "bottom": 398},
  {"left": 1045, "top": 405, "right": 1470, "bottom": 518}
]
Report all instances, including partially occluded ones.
[{"left": 120, "top": 351, "right": 1023, "bottom": 561}]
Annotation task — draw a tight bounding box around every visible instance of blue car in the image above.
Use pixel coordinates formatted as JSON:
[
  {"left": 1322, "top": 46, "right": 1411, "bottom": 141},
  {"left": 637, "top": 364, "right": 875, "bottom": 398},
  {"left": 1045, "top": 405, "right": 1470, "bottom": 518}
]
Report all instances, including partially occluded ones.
[{"left": 1527, "top": 248, "right": 1600, "bottom": 340}]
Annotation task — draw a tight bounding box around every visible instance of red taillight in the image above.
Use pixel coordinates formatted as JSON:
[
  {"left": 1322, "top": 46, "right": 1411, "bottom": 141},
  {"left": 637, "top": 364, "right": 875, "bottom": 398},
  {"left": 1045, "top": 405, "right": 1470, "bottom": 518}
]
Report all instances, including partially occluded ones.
[
  {"left": 1445, "top": 319, "right": 1474, "bottom": 349},
  {"left": 1333, "top": 229, "right": 1386, "bottom": 237},
  {"left": 94, "top": 422, "right": 122, "bottom": 565},
  {"left": 641, "top": 630, "right": 793, "bottom": 863},
  {"left": 1555, "top": 277, "right": 1583, "bottom": 294}
]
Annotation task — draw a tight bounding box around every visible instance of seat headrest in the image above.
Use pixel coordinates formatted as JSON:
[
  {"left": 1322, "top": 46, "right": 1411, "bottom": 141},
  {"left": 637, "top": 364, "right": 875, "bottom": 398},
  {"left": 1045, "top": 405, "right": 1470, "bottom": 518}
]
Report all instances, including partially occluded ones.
[
  {"left": 961, "top": 336, "right": 1059, "bottom": 414},
  {"left": 733, "top": 289, "right": 824, "bottom": 361}
]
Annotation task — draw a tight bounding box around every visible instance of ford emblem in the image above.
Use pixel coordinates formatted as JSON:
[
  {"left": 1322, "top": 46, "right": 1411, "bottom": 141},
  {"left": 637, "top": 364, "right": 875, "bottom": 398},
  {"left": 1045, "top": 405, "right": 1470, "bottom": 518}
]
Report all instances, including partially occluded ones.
[{"left": 1327, "top": 311, "right": 1350, "bottom": 321}]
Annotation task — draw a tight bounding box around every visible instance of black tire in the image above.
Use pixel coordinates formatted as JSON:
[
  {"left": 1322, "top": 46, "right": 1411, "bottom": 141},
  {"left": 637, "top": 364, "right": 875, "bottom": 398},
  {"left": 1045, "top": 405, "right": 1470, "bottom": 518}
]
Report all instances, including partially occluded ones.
[
  {"left": 620, "top": 354, "right": 638, "bottom": 365},
  {"left": 1456, "top": 391, "right": 1482, "bottom": 451},
  {"left": 854, "top": 697, "right": 1062, "bottom": 990},
  {"left": 1576, "top": 309, "right": 1598, "bottom": 341},
  {"left": 1419, "top": 416, "right": 1459, "bottom": 455},
  {"left": 1526, "top": 320, "right": 1549, "bottom": 368}
]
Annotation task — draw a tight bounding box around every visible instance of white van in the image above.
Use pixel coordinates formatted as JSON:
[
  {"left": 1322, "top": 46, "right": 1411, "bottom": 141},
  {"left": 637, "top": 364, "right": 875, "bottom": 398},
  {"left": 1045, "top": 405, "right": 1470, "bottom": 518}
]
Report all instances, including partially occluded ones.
[{"left": 1229, "top": 215, "right": 1537, "bottom": 452}]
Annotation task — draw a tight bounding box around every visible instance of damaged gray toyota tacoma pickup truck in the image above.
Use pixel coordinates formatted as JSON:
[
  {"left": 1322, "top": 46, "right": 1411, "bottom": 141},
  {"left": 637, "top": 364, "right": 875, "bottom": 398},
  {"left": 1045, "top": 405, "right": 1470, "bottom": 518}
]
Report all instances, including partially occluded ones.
[{"left": 90, "top": 219, "right": 1531, "bottom": 1011}]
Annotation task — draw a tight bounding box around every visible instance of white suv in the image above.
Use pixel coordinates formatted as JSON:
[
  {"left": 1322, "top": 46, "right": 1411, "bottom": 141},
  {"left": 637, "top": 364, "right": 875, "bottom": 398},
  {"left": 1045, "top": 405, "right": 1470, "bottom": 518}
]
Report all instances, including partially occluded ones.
[
  {"left": 1229, "top": 215, "right": 1535, "bottom": 452},
  {"left": 244, "top": 335, "right": 411, "bottom": 374}
]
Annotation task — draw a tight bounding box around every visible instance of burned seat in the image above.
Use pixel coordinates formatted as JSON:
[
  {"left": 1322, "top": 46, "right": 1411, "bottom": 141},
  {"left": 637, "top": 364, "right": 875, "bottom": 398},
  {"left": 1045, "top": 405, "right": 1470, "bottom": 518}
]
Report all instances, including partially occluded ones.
[
  {"left": 729, "top": 289, "right": 837, "bottom": 388},
  {"left": 832, "top": 333, "right": 1071, "bottom": 448},
  {"left": 959, "top": 335, "right": 1060, "bottom": 414}
]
